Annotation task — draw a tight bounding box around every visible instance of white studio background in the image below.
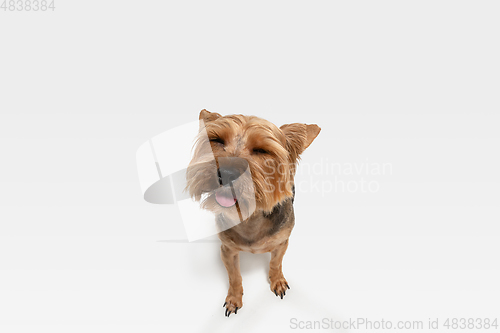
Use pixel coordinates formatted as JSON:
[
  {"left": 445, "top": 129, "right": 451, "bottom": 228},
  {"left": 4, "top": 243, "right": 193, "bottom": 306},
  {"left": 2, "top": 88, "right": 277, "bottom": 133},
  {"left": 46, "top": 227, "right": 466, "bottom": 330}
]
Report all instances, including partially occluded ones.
[{"left": 1, "top": 1, "right": 499, "bottom": 332}]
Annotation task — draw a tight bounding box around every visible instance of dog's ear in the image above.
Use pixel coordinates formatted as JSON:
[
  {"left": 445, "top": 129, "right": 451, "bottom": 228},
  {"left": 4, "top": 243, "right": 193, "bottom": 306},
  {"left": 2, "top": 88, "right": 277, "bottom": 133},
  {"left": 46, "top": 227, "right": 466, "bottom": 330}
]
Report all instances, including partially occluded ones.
[
  {"left": 280, "top": 123, "right": 321, "bottom": 159},
  {"left": 199, "top": 109, "right": 221, "bottom": 124}
]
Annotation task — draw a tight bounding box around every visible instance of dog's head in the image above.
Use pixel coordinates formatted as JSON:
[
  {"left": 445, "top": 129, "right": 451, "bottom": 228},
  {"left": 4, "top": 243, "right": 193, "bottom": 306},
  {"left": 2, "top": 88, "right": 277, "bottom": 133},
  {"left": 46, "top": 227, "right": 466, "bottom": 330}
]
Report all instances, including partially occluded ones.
[{"left": 186, "top": 109, "right": 320, "bottom": 221}]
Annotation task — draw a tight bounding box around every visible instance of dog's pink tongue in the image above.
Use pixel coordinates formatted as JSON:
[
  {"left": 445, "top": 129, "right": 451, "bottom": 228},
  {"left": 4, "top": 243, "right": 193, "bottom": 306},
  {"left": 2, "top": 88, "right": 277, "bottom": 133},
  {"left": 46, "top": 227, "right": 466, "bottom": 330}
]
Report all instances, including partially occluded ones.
[{"left": 215, "top": 190, "right": 237, "bottom": 208}]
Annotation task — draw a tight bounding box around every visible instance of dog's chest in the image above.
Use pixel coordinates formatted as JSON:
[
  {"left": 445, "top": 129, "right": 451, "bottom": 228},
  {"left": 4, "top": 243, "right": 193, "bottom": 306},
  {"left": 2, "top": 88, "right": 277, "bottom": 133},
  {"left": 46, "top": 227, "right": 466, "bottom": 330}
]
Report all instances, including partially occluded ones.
[
  {"left": 236, "top": 229, "right": 291, "bottom": 253},
  {"left": 219, "top": 209, "right": 294, "bottom": 253}
]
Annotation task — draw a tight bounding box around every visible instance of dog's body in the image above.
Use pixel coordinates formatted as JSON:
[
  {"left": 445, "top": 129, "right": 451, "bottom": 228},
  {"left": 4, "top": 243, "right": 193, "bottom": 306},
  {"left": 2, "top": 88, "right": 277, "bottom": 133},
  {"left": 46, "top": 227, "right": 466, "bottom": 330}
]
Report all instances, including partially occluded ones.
[{"left": 186, "top": 110, "right": 320, "bottom": 316}]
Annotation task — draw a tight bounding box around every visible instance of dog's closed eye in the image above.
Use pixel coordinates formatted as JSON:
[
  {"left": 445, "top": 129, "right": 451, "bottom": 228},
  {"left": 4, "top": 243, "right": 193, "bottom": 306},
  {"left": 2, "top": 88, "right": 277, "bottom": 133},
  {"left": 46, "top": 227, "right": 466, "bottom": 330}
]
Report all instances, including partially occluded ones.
[
  {"left": 252, "top": 148, "right": 269, "bottom": 154},
  {"left": 210, "top": 137, "right": 225, "bottom": 145}
]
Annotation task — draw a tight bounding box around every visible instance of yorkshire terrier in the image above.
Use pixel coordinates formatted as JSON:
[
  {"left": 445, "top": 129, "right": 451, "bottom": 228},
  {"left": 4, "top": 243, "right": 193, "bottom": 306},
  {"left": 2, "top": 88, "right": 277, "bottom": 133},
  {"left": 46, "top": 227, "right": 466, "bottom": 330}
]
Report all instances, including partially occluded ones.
[{"left": 186, "top": 109, "right": 320, "bottom": 317}]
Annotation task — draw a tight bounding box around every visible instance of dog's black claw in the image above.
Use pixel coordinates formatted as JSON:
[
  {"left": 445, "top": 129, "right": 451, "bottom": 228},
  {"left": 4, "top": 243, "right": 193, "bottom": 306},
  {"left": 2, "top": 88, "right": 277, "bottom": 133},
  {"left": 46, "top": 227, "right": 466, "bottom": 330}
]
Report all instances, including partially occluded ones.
[
  {"left": 280, "top": 293, "right": 283, "bottom": 299},
  {"left": 274, "top": 289, "right": 278, "bottom": 296},
  {"left": 235, "top": 307, "right": 238, "bottom": 314},
  {"left": 225, "top": 308, "right": 228, "bottom": 316},
  {"left": 286, "top": 283, "right": 290, "bottom": 290},
  {"left": 228, "top": 311, "right": 232, "bottom": 317},
  {"left": 223, "top": 302, "right": 227, "bottom": 307},
  {"left": 284, "top": 291, "right": 286, "bottom": 296}
]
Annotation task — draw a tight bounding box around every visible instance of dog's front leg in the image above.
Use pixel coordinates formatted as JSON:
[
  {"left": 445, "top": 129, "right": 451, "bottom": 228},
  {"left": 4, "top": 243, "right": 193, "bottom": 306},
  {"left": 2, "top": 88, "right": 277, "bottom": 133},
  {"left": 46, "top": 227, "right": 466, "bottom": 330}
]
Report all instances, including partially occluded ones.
[
  {"left": 269, "top": 239, "right": 290, "bottom": 299},
  {"left": 221, "top": 244, "right": 243, "bottom": 316}
]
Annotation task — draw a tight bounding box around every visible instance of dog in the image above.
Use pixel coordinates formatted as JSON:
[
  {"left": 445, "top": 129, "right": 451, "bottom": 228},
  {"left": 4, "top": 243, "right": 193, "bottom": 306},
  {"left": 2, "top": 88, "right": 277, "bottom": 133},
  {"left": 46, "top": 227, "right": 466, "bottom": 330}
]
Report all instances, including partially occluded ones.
[{"left": 186, "top": 109, "right": 320, "bottom": 317}]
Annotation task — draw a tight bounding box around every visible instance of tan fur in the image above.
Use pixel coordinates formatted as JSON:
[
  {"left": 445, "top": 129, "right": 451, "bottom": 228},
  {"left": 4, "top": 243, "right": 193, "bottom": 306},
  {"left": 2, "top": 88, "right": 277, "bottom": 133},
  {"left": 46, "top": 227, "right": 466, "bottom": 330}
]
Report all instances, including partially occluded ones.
[{"left": 186, "top": 109, "right": 320, "bottom": 316}]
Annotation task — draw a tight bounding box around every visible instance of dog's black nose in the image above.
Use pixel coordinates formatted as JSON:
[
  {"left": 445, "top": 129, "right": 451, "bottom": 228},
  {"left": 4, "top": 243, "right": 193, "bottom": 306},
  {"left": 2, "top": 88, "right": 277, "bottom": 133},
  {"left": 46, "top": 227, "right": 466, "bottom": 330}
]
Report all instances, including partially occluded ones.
[{"left": 217, "top": 166, "right": 242, "bottom": 185}]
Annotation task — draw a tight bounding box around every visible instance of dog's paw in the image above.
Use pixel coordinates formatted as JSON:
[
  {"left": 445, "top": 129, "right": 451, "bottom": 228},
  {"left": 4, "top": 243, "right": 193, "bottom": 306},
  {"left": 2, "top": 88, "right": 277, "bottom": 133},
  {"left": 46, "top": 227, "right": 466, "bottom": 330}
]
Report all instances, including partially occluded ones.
[
  {"left": 223, "top": 294, "right": 242, "bottom": 317},
  {"left": 270, "top": 276, "right": 290, "bottom": 299}
]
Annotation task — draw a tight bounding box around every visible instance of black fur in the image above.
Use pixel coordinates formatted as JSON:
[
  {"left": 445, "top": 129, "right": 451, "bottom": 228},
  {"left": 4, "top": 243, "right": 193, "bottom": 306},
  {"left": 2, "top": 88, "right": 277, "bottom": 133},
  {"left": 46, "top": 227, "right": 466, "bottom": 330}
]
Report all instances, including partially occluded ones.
[{"left": 264, "top": 185, "right": 295, "bottom": 236}]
